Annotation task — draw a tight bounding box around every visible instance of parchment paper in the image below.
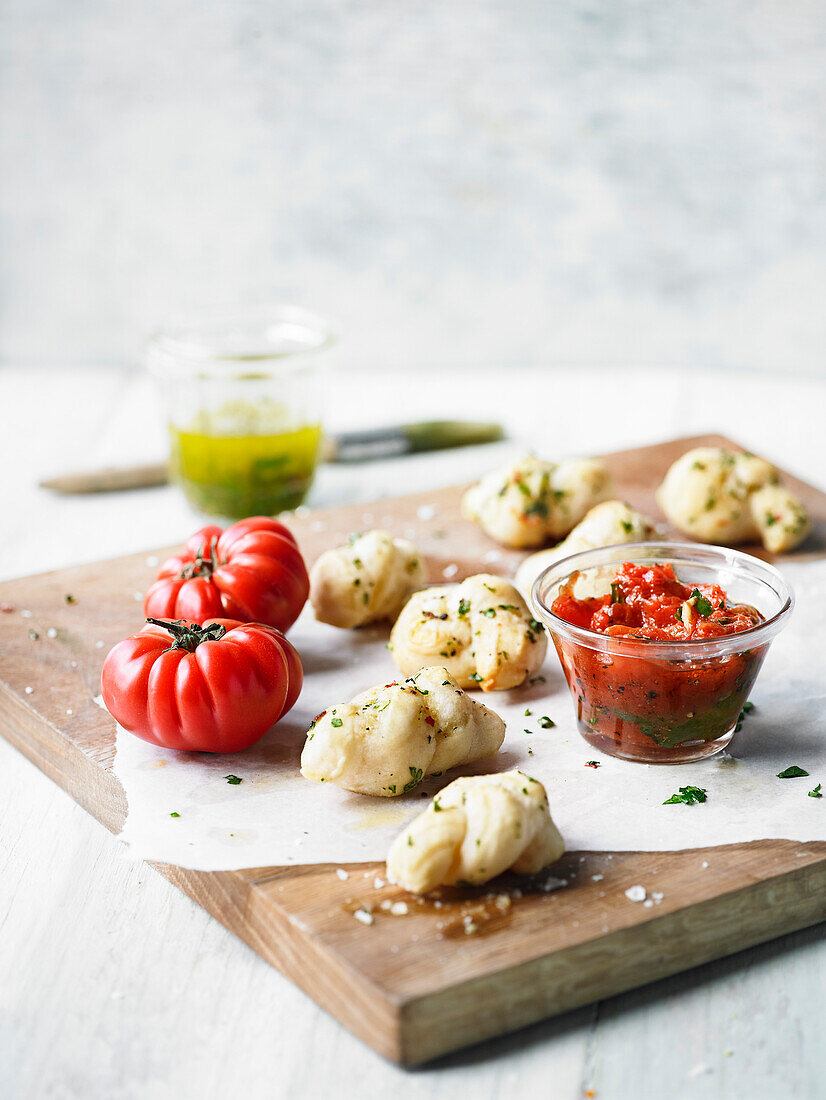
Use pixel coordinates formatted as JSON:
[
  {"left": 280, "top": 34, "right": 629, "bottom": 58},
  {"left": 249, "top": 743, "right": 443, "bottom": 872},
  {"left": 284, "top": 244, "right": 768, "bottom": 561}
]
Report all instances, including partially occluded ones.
[{"left": 113, "top": 561, "right": 826, "bottom": 870}]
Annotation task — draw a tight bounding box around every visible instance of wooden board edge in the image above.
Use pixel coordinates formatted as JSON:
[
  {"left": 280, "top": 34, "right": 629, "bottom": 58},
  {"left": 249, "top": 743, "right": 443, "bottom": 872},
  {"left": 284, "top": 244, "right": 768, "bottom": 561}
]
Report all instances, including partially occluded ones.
[
  {"left": 0, "top": 682, "right": 126, "bottom": 833},
  {"left": 162, "top": 863, "right": 406, "bottom": 1062},
  {"left": 397, "top": 857, "right": 826, "bottom": 1065}
]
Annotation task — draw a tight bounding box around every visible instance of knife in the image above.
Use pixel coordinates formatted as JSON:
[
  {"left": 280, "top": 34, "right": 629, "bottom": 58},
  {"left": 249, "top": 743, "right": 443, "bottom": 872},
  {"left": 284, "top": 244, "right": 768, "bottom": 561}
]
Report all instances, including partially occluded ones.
[{"left": 39, "top": 420, "right": 504, "bottom": 494}]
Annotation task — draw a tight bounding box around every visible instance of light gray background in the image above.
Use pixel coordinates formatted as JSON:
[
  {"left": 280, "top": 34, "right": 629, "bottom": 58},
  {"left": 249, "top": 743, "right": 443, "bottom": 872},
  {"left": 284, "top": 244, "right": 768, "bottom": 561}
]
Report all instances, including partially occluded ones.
[{"left": 3, "top": 0, "right": 826, "bottom": 374}]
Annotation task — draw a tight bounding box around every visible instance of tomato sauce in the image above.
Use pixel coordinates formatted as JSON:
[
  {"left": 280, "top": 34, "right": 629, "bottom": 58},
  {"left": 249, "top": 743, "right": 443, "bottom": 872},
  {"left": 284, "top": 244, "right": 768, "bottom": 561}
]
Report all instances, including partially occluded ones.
[{"left": 549, "top": 562, "right": 766, "bottom": 763}]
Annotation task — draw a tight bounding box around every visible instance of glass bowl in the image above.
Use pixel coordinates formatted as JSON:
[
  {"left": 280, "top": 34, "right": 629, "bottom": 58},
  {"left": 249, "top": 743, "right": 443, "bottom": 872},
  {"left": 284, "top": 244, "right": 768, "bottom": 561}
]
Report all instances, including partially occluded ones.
[
  {"left": 147, "top": 305, "right": 335, "bottom": 519},
  {"left": 531, "top": 542, "right": 794, "bottom": 764}
]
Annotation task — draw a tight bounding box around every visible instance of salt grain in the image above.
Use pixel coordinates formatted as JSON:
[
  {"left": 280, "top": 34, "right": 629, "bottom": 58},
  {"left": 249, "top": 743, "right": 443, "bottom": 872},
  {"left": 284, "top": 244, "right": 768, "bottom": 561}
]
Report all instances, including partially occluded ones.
[
  {"left": 21, "top": 610, "right": 32, "bottom": 618},
  {"left": 442, "top": 564, "right": 459, "bottom": 579},
  {"left": 390, "top": 902, "right": 408, "bottom": 916},
  {"left": 133, "top": 592, "right": 143, "bottom": 601},
  {"left": 643, "top": 899, "right": 654, "bottom": 908},
  {"left": 335, "top": 868, "right": 349, "bottom": 881},
  {"left": 482, "top": 549, "right": 502, "bottom": 563},
  {"left": 353, "top": 909, "right": 373, "bottom": 926},
  {"left": 701, "top": 860, "right": 709, "bottom": 868},
  {"left": 145, "top": 556, "right": 159, "bottom": 567},
  {"left": 624, "top": 885, "right": 646, "bottom": 902},
  {"left": 95, "top": 640, "right": 104, "bottom": 649},
  {"left": 373, "top": 877, "right": 385, "bottom": 889},
  {"left": 66, "top": 709, "right": 73, "bottom": 716},
  {"left": 47, "top": 627, "right": 58, "bottom": 639},
  {"left": 24, "top": 686, "right": 33, "bottom": 695},
  {"left": 592, "top": 874, "right": 604, "bottom": 882},
  {"left": 417, "top": 505, "right": 437, "bottom": 521},
  {"left": 310, "top": 520, "right": 326, "bottom": 532}
]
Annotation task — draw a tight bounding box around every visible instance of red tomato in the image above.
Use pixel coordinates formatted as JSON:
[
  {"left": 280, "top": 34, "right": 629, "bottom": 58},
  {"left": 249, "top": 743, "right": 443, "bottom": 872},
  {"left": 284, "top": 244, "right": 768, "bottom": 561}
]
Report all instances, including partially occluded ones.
[
  {"left": 101, "top": 617, "right": 303, "bottom": 753},
  {"left": 144, "top": 516, "right": 309, "bottom": 632}
]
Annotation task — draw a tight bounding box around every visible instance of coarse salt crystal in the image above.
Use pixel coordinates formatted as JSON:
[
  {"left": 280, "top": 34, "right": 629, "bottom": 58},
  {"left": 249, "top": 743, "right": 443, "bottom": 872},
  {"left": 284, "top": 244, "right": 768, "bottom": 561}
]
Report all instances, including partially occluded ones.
[
  {"left": 145, "top": 556, "right": 159, "bottom": 567},
  {"left": 310, "top": 520, "right": 326, "bottom": 532},
  {"left": 625, "top": 885, "right": 646, "bottom": 902},
  {"left": 21, "top": 610, "right": 32, "bottom": 619},
  {"left": 133, "top": 592, "right": 143, "bottom": 601},
  {"left": 336, "top": 868, "right": 349, "bottom": 881},
  {"left": 390, "top": 902, "right": 408, "bottom": 916},
  {"left": 442, "top": 563, "right": 459, "bottom": 578},
  {"left": 652, "top": 891, "right": 664, "bottom": 903},
  {"left": 643, "top": 899, "right": 654, "bottom": 908},
  {"left": 47, "top": 627, "right": 58, "bottom": 638},
  {"left": 373, "top": 877, "right": 385, "bottom": 889},
  {"left": 417, "top": 505, "right": 437, "bottom": 521},
  {"left": 24, "top": 686, "right": 33, "bottom": 695},
  {"left": 353, "top": 909, "right": 373, "bottom": 926},
  {"left": 95, "top": 640, "right": 104, "bottom": 649},
  {"left": 66, "top": 709, "right": 73, "bottom": 716},
  {"left": 592, "top": 874, "right": 604, "bottom": 882},
  {"left": 701, "top": 861, "right": 709, "bottom": 868},
  {"left": 482, "top": 549, "right": 502, "bottom": 563}
]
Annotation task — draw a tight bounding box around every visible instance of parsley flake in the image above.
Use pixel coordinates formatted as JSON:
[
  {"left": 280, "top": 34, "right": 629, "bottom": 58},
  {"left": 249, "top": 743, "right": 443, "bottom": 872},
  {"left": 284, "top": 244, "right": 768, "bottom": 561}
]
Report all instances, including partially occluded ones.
[
  {"left": 224, "top": 775, "right": 242, "bottom": 785},
  {"left": 777, "top": 765, "right": 809, "bottom": 779},
  {"left": 663, "top": 785, "right": 707, "bottom": 805}
]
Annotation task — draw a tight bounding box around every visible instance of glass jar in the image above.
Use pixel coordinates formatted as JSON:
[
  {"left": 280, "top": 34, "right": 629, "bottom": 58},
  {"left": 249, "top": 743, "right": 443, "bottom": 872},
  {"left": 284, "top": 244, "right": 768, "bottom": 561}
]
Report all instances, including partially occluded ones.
[
  {"left": 532, "top": 542, "right": 794, "bottom": 764},
  {"left": 148, "top": 305, "right": 334, "bottom": 519}
]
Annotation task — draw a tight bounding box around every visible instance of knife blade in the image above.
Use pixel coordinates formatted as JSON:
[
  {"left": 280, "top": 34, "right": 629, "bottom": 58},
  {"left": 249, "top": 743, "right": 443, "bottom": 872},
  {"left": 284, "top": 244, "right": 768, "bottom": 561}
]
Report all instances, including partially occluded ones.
[{"left": 39, "top": 420, "right": 504, "bottom": 494}]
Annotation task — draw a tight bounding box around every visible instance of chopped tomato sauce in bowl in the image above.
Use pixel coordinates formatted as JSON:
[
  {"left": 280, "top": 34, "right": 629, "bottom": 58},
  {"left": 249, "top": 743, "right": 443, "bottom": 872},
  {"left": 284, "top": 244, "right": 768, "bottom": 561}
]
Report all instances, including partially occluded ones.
[{"left": 532, "top": 543, "right": 794, "bottom": 764}]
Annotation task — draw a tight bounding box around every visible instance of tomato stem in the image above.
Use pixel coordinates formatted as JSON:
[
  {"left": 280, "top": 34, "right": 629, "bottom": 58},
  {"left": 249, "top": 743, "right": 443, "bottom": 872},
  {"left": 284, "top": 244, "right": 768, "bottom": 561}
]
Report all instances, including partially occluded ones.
[
  {"left": 145, "top": 617, "right": 227, "bottom": 652},
  {"left": 178, "top": 537, "right": 221, "bottom": 580}
]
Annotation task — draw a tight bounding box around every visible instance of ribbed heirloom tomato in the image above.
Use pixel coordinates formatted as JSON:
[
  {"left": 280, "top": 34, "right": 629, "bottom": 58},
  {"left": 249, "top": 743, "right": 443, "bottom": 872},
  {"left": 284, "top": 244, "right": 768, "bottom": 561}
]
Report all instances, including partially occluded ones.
[
  {"left": 144, "top": 516, "right": 309, "bottom": 633},
  {"left": 101, "top": 618, "right": 303, "bottom": 752}
]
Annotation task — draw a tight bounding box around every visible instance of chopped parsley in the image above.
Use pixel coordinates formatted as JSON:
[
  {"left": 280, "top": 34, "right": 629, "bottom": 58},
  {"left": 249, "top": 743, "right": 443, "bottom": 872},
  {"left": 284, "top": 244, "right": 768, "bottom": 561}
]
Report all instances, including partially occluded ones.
[
  {"left": 403, "top": 766, "right": 424, "bottom": 793},
  {"left": 469, "top": 672, "right": 482, "bottom": 683},
  {"left": 529, "top": 675, "right": 546, "bottom": 685},
  {"left": 524, "top": 708, "right": 532, "bottom": 716},
  {"left": 481, "top": 608, "right": 496, "bottom": 617},
  {"left": 169, "top": 811, "right": 180, "bottom": 818},
  {"left": 331, "top": 717, "right": 343, "bottom": 727},
  {"left": 777, "top": 765, "right": 809, "bottom": 779},
  {"left": 585, "top": 760, "right": 600, "bottom": 768},
  {"left": 690, "top": 588, "right": 714, "bottom": 618},
  {"left": 538, "top": 716, "right": 555, "bottom": 729},
  {"left": 663, "top": 785, "right": 708, "bottom": 805},
  {"left": 458, "top": 598, "right": 471, "bottom": 617},
  {"left": 224, "top": 775, "right": 242, "bottom": 785},
  {"left": 808, "top": 783, "right": 822, "bottom": 799}
]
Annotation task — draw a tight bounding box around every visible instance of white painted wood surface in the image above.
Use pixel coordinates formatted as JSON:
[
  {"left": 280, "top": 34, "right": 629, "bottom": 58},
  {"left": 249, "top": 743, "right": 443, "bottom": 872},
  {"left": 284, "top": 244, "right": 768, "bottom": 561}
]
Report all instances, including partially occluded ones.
[{"left": 2, "top": 364, "right": 825, "bottom": 1099}]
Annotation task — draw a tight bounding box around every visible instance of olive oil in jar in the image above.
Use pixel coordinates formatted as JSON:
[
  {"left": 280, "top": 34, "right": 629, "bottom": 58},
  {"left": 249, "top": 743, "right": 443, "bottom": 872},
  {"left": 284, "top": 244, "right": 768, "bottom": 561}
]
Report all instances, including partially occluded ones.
[{"left": 169, "top": 398, "right": 322, "bottom": 518}]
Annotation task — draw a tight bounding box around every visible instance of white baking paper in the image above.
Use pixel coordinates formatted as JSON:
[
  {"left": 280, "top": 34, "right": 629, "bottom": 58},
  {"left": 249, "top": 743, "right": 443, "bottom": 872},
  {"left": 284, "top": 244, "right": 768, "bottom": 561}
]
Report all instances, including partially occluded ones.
[{"left": 113, "top": 561, "right": 826, "bottom": 869}]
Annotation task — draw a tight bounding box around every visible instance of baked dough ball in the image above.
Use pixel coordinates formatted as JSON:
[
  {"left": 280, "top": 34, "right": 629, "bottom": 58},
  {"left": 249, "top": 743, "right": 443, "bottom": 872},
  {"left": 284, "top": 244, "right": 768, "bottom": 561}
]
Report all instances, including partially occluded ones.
[
  {"left": 300, "top": 666, "right": 505, "bottom": 797},
  {"left": 514, "top": 500, "right": 660, "bottom": 598},
  {"left": 461, "top": 455, "right": 611, "bottom": 549},
  {"left": 389, "top": 574, "right": 547, "bottom": 691},
  {"left": 386, "top": 770, "right": 565, "bottom": 893},
  {"left": 657, "top": 448, "right": 811, "bottom": 553},
  {"left": 310, "top": 530, "right": 426, "bottom": 628}
]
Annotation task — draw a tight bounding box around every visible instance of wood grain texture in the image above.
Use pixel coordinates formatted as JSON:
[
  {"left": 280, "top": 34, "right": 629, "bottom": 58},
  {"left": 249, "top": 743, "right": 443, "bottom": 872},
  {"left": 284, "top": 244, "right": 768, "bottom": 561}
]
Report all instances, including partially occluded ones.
[{"left": 1, "top": 432, "right": 825, "bottom": 1065}]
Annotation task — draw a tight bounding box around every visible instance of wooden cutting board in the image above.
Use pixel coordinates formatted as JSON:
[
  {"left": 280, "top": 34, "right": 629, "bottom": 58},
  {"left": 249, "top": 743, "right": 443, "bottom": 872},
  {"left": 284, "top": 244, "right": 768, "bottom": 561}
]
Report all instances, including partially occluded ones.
[{"left": 2, "top": 433, "right": 826, "bottom": 1065}]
